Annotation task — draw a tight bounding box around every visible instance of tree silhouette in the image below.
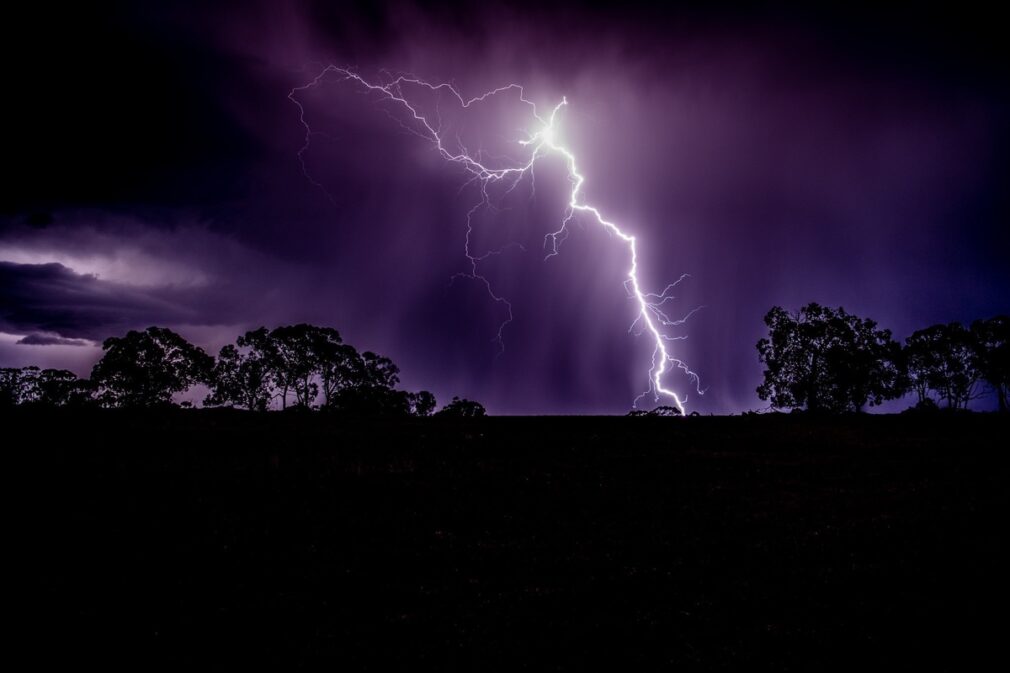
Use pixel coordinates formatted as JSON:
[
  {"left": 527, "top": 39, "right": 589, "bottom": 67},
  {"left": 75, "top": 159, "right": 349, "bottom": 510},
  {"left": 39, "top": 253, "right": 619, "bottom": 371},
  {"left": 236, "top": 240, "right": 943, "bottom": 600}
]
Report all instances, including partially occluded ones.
[
  {"left": 308, "top": 327, "right": 357, "bottom": 406},
  {"left": 1, "top": 367, "right": 92, "bottom": 406},
  {"left": 905, "top": 323, "right": 981, "bottom": 410},
  {"left": 360, "top": 351, "right": 400, "bottom": 389},
  {"left": 198, "top": 324, "right": 445, "bottom": 416},
  {"left": 436, "top": 396, "right": 486, "bottom": 418},
  {"left": 972, "top": 315, "right": 1009, "bottom": 412},
  {"left": 204, "top": 342, "right": 273, "bottom": 411},
  {"left": 903, "top": 336, "right": 933, "bottom": 406},
  {"left": 0, "top": 368, "right": 16, "bottom": 406},
  {"left": 757, "top": 304, "right": 903, "bottom": 413},
  {"left": 4, "top": 310, "right": 1004, "bottom": 415},
  {"left": 2, "top": 323, "right": 470, "bottom": 416},
  {"left": 320, "top": 345, "right": 417, "bottom": 416},
  {"left": 37, "top": 368, "right": 93, "bottom": 406},
  {"left": 91, "top": 327, "right": 213, "bottom": 407},
  {"left": 268, "top": 324, "right": 320, "bottom": 408},
  {"left": 1, "top": 367, "right": 37, "bottom": 405},
  {"left": 327, "top": 386, "right": 412, "bottom": 417},
  {"left": 3, "top": 323, "right": 481, "bottom": 416},
  {"left": 407, "top": 390, "right": 437, "bottom": 417}
]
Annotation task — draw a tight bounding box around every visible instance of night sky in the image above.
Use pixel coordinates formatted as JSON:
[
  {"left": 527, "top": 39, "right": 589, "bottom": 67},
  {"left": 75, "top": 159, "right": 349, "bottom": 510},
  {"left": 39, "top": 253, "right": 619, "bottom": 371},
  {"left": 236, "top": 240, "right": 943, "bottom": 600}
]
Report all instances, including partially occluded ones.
[{"left": 3, "top": 1, "right": 1007, "bottom": 413}]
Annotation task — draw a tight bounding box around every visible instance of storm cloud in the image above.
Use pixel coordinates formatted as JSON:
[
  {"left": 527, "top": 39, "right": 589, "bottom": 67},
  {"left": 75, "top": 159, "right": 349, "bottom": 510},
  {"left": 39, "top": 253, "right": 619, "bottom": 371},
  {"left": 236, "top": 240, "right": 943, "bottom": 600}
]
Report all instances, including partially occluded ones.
[
  {"left": 16, "top": 333, "right": 92, "bottom": 347},
  {"left": 3, "top": 1, "right": 1007, "bottom": 412}
]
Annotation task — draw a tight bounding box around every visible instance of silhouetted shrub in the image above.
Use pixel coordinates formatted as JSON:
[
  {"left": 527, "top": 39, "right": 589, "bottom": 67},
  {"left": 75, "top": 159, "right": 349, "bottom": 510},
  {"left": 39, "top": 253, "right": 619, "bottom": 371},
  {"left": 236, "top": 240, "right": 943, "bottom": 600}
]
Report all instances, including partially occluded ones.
[
  {"left": 407, "top": 390, "right": 437, "bottom": 417},
  {"left": 902, "top": 397, "right": 939, "bottom": 414},
  {"left": 326, "top": 386, "right": 411, "bottom": 418}
]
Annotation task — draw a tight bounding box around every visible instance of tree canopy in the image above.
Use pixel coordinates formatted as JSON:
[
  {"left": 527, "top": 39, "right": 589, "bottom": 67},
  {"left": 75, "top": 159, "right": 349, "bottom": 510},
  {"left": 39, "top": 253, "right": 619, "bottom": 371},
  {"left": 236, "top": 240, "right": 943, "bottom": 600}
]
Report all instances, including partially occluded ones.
[
  {"left": 6, "top": 311, "right": 1004, "bottom": 416},
  {"left": 972, "top": 315, "right": 1009, "bottom": 412},
  {"left": 757, "top": 304, "right": 903, "bottom": 413},
  {"left": 90, "top": 327, "right": 214, "bottom": 408},
  {"left": 905, "top": 322, "right": 983, "bottom": 410},
  {"left": 1, "top": 366, "right": 93, "bottom": 407},
  {"left": 435, "top": 396, "right": 486, "bottom": 418}
]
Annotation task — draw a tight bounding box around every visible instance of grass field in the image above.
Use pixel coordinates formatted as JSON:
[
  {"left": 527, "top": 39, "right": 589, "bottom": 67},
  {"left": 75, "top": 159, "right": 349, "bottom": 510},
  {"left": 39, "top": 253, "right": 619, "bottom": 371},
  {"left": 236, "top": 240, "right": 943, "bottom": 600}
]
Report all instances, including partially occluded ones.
[{"left": 14, "top": 409, "right": 1008, "bottom": 669}]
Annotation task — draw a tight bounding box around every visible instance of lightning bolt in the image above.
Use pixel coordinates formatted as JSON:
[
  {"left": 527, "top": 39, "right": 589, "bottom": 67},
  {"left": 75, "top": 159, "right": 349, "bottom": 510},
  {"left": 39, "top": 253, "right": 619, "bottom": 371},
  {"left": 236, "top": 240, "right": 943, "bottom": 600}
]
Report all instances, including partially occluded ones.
[{"left": 289, "top": 67, "right": 703, "bottom": 414}]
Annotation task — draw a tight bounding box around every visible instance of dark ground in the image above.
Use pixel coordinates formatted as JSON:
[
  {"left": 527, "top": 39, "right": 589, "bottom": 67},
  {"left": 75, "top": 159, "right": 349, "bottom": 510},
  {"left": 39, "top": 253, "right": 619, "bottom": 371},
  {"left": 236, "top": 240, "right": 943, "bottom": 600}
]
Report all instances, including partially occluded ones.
[{"left": 11, "top": 409, "right": 1009, "bottom": 669}]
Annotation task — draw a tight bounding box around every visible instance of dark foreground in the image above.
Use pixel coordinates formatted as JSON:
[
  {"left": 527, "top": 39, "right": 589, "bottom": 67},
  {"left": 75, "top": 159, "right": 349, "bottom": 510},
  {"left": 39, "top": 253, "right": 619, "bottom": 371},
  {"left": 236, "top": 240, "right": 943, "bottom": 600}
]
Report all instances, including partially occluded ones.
[{"left": 13, "top": 409, "right": 1009, "bottom": 669}]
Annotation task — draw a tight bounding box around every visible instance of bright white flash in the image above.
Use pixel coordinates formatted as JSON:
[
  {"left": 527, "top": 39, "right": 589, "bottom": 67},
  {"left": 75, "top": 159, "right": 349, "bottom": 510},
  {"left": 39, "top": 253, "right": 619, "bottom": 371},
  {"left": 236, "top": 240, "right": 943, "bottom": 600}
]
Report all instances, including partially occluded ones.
[{"left": 289, "top": 68, "right": 703, "bottom": 413}]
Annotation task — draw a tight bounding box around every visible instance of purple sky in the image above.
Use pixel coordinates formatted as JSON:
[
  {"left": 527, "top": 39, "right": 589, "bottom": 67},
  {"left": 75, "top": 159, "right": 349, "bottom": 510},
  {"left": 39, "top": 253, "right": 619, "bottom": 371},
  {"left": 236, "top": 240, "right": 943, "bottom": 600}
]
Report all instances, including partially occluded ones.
[{"left": 3, "top": 1, "right": 1008, "bottom": 413}]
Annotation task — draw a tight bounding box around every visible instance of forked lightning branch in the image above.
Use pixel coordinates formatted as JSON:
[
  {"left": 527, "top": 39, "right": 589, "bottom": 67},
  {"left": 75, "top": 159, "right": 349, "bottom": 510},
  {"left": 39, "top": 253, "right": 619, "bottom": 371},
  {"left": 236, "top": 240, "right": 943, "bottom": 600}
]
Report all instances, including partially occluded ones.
[{"left": 289, "top": 67, "right": 703, "bottom": 413}]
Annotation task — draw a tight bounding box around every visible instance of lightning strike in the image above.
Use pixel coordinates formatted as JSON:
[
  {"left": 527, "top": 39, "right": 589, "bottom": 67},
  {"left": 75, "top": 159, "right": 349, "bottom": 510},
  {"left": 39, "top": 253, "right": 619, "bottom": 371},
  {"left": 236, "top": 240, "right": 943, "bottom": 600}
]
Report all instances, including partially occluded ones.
[{"left": 289, "top": 67, "right": 703, "bottom": 414}]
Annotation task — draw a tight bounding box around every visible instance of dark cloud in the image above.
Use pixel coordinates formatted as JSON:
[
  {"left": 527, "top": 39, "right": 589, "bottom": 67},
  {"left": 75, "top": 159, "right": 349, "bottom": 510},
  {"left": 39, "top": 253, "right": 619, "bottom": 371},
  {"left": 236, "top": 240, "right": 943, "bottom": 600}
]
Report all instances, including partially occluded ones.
[
  {"left": 0, "top": 261, "right": 212, "bottom": 340},
  {"left": 15, "top": 333, "right": 92, "bottom": 347},
  {"left": 0, "top": 215, "right": 316, "bottom": 342},
  {"left": 3, "top": 4, "right": 257, "bottom": 215}
]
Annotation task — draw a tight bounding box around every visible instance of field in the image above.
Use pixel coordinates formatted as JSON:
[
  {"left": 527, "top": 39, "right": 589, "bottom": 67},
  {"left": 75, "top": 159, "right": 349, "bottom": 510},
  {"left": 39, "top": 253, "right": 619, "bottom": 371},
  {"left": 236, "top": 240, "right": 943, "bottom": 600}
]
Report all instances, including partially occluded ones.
[{"left": 14, "top": 409, "right": 1008, "bottom": 669}]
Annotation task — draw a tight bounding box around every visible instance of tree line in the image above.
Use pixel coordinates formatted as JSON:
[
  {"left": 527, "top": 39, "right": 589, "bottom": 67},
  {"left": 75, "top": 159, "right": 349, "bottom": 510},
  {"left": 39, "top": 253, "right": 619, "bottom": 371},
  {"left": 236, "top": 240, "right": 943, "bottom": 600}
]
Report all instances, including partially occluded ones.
[
  {"left": 0, "top": 325, "right": 486, "bottom": 417},
  {"left": 3, "top": 309, "right": 1005, "bottom": 415},
  {"left": 757, "top": 304, "right": 1008, "bottom": 413}
]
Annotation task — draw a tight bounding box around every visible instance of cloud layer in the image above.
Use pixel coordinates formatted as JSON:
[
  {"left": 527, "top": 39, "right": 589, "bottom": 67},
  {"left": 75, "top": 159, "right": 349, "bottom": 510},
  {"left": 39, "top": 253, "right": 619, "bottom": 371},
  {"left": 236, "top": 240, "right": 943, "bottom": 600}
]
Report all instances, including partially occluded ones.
[{"left": 3, "top": 1, "right": 1007, "bottom": 412}]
